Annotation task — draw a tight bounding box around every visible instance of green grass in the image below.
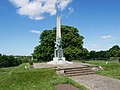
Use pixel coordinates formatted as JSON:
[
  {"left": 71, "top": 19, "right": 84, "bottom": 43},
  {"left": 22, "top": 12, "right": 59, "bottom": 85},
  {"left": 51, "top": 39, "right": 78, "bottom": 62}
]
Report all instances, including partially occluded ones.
[
  {"left": 0, "top": 63, "right": 86, "bottom": 90},
  {"left": 86, "top": 60, "right": 120, "bottom": 79}
]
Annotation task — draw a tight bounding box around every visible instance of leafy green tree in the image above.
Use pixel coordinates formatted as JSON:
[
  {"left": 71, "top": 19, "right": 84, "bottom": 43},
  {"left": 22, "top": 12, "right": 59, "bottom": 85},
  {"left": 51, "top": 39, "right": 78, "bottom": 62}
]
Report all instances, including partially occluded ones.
[
  {"left": 109, "top": 45, "right": 120, "bottom": 57},
  {"left": 32, "top": 30, "right": 55, "bottom": 61},
  {"left": 118, "top": 50, "right": 120, "bottom": 57},
  {"left": 0, "top": 55, "right": 9, "bottom": 67},
  {"left": 32, "top": 25, "right": 88, "bottom": 61}
]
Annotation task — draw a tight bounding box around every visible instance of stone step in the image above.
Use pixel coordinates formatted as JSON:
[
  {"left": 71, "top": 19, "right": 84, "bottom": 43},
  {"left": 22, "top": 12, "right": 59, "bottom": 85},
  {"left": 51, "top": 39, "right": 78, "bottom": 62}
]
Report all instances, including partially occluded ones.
[
  {"left": 56, "top": 66, "right": 96, "bottom": 76},
  {"left": 65, "top": 72, "right": 95, "bottom": 77},
  {"left": 64, "top": 70, "right": 94, "bottom": 74},
  {"left": 64, "top": 68, "right": 91, "bottom": 72},
  {"left": 56, "top": 66, "right": 90, "bottom": 71}
]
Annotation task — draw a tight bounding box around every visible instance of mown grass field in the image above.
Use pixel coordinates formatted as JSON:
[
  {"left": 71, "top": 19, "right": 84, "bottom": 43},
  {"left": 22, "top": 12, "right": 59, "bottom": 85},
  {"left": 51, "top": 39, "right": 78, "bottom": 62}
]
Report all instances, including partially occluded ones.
[
  {"left": 86, "top": 60, "right": 120, "bottom": 79},
  {"left": 0, "top": 63, "right": 86, "bottom": 90}
]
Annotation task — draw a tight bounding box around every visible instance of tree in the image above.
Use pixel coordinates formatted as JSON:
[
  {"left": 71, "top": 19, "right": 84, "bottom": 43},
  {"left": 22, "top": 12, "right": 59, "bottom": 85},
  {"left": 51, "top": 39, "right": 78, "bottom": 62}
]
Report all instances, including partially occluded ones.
[
  {"left": 109, "top": 45, "right": 120, "bottom": 57},
  {"left": 89, "top": 51, "right": 96, "bottom": 59},
  {"left": 32, "top": 25, "right": 88, "bottom": 61},
  {"left": 0, "top": 55, "right": 22, "bottom": 68},
  {"left": 96, "top": 51, "right": 110, "bottom": 60}
]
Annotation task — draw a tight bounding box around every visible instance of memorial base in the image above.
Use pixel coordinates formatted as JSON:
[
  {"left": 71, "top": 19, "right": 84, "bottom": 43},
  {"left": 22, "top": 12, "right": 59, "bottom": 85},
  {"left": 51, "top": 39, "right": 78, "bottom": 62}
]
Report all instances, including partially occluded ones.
[{"left": 47, "top": 57, "right": 72, "bottom": 64}]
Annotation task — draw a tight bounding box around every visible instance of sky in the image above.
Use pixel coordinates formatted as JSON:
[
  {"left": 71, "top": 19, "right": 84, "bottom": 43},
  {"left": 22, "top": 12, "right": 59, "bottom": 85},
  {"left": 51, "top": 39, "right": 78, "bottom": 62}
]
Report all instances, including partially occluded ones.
[{"left": 0, "top": 0, "right": 120, "bottom": 56}]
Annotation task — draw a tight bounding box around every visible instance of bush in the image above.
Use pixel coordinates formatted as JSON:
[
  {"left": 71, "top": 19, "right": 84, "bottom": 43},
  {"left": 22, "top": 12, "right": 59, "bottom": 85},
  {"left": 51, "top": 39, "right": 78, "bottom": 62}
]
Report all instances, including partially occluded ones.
[
  {"left": 0, "top": 54, "right": 22, "bottom": 68},
  {"left": 29, "top": 61, "right": 33, "bottom": 65},
  {"left": 81, "top": 60, "right": 86, "bottom": 63}
]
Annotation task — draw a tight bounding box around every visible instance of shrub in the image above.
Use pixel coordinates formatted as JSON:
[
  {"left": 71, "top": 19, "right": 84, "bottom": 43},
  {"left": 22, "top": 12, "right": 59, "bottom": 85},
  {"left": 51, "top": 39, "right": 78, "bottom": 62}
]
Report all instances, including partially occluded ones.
[
  {"left": 29, "top": 61, "right": 33, "bottom": 65},
  {"left": 0, "top": 54, "right": 22, "bottom": 68}
]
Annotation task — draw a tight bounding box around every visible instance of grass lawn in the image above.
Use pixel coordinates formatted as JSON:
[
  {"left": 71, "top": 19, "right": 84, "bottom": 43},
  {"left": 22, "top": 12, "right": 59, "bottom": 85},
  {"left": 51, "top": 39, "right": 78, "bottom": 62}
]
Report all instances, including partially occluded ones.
[
  {"left": 0, "top": 63, "right": 86, "bottom": 90},
  {"left": 86, "top": 60, "right": 120, "bottom": 79}
]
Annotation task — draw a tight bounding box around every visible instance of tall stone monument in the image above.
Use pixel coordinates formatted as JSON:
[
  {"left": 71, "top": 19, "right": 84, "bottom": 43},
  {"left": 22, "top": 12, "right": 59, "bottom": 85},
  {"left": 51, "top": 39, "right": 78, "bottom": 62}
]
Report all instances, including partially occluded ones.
[
  {"left": 48, "top": 16, "right": 71, "bottom": 64},
  {"left": 53, "top": 16, "right": 65, "bottom": 62}
]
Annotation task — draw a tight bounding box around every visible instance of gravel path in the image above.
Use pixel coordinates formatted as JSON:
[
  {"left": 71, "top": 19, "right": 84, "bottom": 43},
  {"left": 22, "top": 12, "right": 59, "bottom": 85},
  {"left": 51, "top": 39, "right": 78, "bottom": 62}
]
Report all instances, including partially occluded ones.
[{"left": 70, "top": 74, "right": 120, "bottom": 90}]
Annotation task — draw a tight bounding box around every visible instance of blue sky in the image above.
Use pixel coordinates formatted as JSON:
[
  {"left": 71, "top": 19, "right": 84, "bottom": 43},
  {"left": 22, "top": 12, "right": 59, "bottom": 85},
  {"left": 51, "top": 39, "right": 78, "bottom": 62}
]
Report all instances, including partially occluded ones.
[{"left": 0, "top": 0, "right": 120, "bottom": 55}]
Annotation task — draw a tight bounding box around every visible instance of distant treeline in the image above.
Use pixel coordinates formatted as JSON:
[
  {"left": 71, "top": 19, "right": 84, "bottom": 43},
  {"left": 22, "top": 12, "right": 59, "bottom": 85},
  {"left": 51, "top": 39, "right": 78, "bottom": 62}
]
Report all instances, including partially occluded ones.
[
  {"left": 0, "top": 54, "right": 22, "bottom": 68},
  {"left": 88, "top": 45, "right": 120, "bottom": 60},
  {"left": 15, "top": 56, "right": 32, "bottom": 63},
  {"left": 0, "top": 54, "right": 32, "bottom": 68}
]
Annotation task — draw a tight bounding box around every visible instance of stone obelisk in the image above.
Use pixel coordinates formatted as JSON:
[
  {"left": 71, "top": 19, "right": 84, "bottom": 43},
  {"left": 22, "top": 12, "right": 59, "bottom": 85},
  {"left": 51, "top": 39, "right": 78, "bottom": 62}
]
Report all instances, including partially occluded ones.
[
  {"left": 48, "top": 16, "right": 72, "bottom": 64},
  {"left": 53, "top": 16, "right": 65, "bottom": 62}
]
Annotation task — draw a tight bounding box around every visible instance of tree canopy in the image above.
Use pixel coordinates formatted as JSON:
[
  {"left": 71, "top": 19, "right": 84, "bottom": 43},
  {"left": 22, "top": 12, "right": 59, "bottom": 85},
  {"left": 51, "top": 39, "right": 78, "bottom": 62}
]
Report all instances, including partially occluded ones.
[
  {"left": 109, "top": 45, "right": 120, "bottom": 57},
  {"left": 32, "top": 25, "right": 88, "bottom": 61}
]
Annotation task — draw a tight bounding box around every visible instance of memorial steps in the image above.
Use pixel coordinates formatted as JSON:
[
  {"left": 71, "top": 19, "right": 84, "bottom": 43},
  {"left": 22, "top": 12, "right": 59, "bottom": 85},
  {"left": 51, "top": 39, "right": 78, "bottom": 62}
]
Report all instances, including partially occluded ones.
[{"left": 56, "top": 66, "right": 96, "bottom": 77}]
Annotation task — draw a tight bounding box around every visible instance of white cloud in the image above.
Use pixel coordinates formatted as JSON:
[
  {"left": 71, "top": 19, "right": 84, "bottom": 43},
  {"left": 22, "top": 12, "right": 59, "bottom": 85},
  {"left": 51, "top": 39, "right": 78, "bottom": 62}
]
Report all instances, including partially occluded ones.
[
  {"left": 68, "top": 7, "right": 74, "bottom": 13},
  {"left": 58, "top": 0, "right": 72, "bottom": 10},
  {"left": 10, "top": 0, "right": 73, "bottom": 20},
  {"left": 101, "top": 35, "right": 112, "bottom": 39},
  {"left": 10, "top": 0, "right": 29, "bottom": 7},
  {"left": 30, "top": 30, "right": 41, "bottom": 34}
]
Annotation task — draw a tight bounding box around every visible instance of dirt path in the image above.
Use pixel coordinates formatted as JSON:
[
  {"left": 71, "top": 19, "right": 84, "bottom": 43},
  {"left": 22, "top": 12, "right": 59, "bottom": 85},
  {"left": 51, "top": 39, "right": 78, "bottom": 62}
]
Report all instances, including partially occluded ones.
[
  {"left": 70, "top": 74, "right": 120, "bottom": 90},
  {"left": 55, "top": 84, "right": 79, "bottom": 90}
]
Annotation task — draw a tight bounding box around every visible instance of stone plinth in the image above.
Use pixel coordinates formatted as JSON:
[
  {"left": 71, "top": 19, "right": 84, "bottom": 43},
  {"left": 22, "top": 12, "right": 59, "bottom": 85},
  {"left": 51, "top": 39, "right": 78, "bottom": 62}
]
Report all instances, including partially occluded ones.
[{"left": 47, "top": 57, "right": 72, "bottom": 64}]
